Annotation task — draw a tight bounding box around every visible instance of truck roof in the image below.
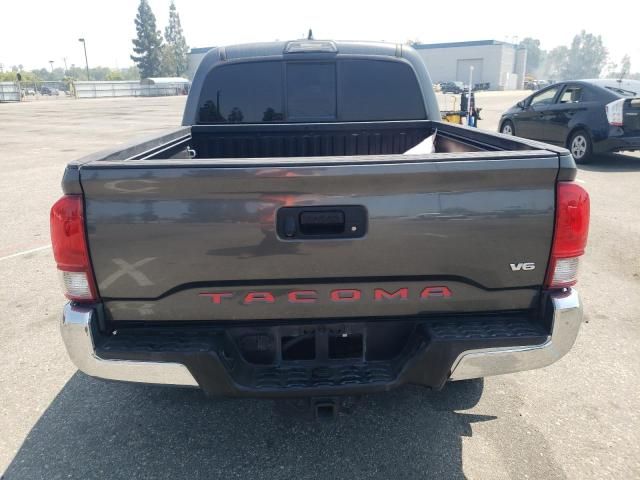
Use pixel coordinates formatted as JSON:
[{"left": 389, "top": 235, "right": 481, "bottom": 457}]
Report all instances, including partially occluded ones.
[{"left": 201, "top": 39, "right": 404, "bottom": 62}]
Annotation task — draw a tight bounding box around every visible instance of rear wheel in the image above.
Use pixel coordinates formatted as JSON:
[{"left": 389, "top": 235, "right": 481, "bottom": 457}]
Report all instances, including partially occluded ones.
[
  {"left": 568, "top": 130, "right": 592, "bottom": 164},
  {"left": 501, "top": 120, "right": 515, "bottom": 136}
]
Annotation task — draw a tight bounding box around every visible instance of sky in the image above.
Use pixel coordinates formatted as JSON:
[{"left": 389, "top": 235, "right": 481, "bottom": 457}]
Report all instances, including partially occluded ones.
[{"left": 1, "top": 0, "right": 639, "bottom": 73}]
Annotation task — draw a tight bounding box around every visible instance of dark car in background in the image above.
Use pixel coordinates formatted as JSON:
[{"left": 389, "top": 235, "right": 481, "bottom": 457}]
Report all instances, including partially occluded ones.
[
  {"left": 499, "top": 79, "right": 640, "bottom": 163},
  {"left": 440, "top": 81, "right": 465, "bottom": 94},
  {"left": 40, "top": 86, "right": 59, "bottom": 96}
]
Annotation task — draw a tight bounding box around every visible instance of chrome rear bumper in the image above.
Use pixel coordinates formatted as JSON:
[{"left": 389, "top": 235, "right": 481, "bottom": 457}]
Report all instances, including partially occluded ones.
[
  {"left": 60, "top": 289, "right": 582, "bottom": 389},
  {"left": 60, "top": 304, "right": 198, "bottom": 386},
  {"left": 449, "top": 289, "right": 582, "bottom": 380}
]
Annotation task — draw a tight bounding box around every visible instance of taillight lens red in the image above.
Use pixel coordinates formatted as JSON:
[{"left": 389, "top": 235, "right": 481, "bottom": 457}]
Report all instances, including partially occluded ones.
[
  {"left": 50, "top": 195, "right": 99, "bottom": 302},
  {"left": 545, "top": 182, "right": 590, "bottom": 289}
]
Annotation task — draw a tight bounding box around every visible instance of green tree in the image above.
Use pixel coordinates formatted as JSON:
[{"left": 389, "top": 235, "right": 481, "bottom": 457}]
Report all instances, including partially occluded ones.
[
  {"left": 606, "top": 55, "right": 633, "bottom": 80},
  {"left": 120, "top": 66, "right": 141, "bottom": 80},
  {"left": 131, "top": 0, "right": 165, "bottom": 78},
  {"left": 618, "top": 54, "right": 631, "bottom": 79},
  {"left": 33, "top": 68, "right": 51, "bottom": 80},
  {"left": 544, "top": 46, "right": 569, "bottom": 80},
  {"left": 105, "top": 70, "right": 123, "bottom": 81},
  {"left": 562, "top": 30, "right": 608, "bottom": 79},
  {"left": 162, "top": 1, "right": 189, "bottom": 76},
  {"left": 65, "top": 66, "right": 140, "bottom": 81},
  {"left": 519, "top": 37, "right": 544, "bottom": 75},
  {"left": 0, "top": 72, "right": 17, "bottom": 81}
]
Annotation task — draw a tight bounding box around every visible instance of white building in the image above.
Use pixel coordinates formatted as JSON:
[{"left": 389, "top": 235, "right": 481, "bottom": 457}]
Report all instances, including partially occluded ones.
[{"left": 414, "top": 40, "right": 527, "bottom": 90}]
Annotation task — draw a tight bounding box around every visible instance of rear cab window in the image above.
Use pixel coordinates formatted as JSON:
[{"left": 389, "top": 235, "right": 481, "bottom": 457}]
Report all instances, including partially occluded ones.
[
  {"left": 198, "top": 62, "right": 284, "bottom": 123},
  {"left": 197, "top": 59, "right": 426, "bottom": 123},
  {"left": 339, "top": 60, "right": 426, "bottom": 121},
  {"left": 286, "top": 63, "right": 337, "bottom": 120}
]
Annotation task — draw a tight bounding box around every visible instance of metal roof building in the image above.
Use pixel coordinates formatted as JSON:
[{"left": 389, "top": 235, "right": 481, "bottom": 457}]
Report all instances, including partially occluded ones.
[
  {"left": 414, "top": 40, "right": 527, "bottom": 90},
  {"left": 140, "top": 77, "right": 190, "bottom": 85}
]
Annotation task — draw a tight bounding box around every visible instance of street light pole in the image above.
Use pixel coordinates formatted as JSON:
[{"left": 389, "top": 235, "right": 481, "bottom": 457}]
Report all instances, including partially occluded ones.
[
  {"left": 78, "top": 38, "right": 90, "bottom": 80},
  {"left": 49, "top": 60, "right": 54, "bottom": 74}
]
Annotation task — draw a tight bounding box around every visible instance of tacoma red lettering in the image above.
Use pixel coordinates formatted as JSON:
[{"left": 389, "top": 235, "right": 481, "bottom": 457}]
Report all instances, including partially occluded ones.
[
  {"left": 199, "top": 292, "right": 233, "bottom": 304},
  {"left": 244, "top": 292, "right": 275, "bottom": 304},
  {"left": 374, "top": 288, "right": 409, "bottom": 301},
  {"left": 420, "top": 286, "right": 452, "bottom": 298},
  {"left": 288, "top": 290, "right": 318, "bottom": 303},
  {"left": 330, "top": 289, "right": 361, "bottom": 302}
]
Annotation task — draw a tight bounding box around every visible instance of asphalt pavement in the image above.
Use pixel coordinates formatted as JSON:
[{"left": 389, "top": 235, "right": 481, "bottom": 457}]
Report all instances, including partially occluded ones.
[{"left": 0, "top": 93, "right": 638, "bottom": 479}]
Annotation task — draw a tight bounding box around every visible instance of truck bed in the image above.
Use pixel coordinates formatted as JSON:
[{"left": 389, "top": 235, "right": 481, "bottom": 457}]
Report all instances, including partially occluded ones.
[{"left": 101, "top": 120, "right": 547, "bottom": 162}]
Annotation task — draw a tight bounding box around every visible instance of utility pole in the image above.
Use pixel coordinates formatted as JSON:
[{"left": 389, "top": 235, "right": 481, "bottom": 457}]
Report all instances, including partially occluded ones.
[
  {"left": 78, "top": 38, "right": 90, "bottom": 80},
  {"left": 49, "top": 60, "right": 55, "bottom": 74},
  {"left": 63, "top": 57, "right": 68, "bottom": 76}
]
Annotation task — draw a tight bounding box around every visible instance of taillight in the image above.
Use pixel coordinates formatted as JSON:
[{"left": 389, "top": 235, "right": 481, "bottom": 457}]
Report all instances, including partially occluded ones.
[
  {"left": 605, "top": 98, "right": 624, "bottom": 126},
  {"left": 50, "top": 195, "right": 99, "bottom": 302},
  {"left": 545, "top": 182, "right": 590, "bottom": 289}
]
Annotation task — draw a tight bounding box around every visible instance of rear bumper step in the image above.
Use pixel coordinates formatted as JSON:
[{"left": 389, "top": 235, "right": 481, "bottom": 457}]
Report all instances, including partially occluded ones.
[
  {"left": 60, "top": 290, "right": 582, "bottom": 396},
  {"left": 449, "top": 290, "right": 582, "bottom": 380}
]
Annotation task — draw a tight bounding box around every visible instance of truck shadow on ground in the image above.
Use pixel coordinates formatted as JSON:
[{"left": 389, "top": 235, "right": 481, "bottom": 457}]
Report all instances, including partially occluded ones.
[
  {"left": 579, "top": 152, "right": 640, "bottom": 172},
  {"left": 4, "top": 374, "right": 493, "bottom": 480}
]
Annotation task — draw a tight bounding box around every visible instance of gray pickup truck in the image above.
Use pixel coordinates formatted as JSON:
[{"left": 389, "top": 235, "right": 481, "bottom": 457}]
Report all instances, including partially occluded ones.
[{"left": 52, "top": 40, "right": 589, "bottom": 404}]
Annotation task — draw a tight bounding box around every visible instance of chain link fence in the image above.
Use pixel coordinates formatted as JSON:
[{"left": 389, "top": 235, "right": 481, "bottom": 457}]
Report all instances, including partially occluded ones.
[
  {"left": 1, "top": 79, "right": 189, "bottom": 102},
  {"left": 0, "top": 82, "right": 20, "bottom": 102},
  {"left": 74, "top": 80, "right": 189, "bottom": 99},
  {"left": 1, "top": 81, "right": 70, "bottom": 102}
]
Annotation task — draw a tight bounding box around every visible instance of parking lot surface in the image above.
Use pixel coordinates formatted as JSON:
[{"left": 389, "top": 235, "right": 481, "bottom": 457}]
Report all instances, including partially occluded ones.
[{"left": 1, "top": 93, "right": 639, "bottom": 479}]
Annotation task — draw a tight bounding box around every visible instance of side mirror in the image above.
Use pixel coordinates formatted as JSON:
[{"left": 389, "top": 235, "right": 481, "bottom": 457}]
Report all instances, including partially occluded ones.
[{"left": 516, "top": 100, "right": 526, "bottom": 109}]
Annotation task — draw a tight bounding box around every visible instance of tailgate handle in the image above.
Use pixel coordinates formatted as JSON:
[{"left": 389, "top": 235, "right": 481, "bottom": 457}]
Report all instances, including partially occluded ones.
[
  {"left": 277, "top": 206, "right": 367, "bottom": 240},
  {"left": 299, "top": 210, "right": 345, "bottom": 235}
]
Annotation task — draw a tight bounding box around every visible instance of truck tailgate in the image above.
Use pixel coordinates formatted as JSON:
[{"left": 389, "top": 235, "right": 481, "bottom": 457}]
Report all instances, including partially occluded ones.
[{"left": 80, "top": 154, "right": 558, "bottom": 322}]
